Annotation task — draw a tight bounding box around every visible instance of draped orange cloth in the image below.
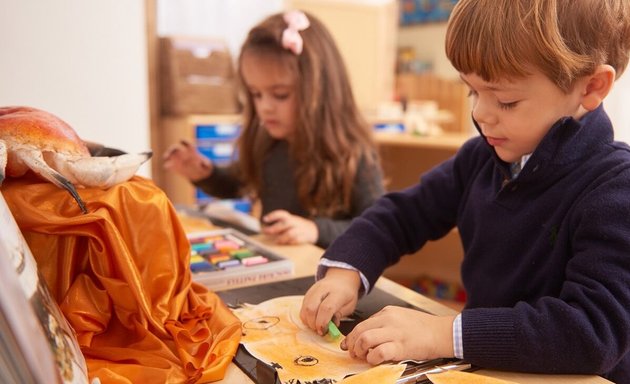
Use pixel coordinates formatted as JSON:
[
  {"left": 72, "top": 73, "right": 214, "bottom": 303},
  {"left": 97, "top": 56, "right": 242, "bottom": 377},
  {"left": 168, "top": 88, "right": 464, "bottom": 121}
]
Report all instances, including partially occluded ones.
[{"left": 2, "top": 175, "right": 241, "bottom": 383}]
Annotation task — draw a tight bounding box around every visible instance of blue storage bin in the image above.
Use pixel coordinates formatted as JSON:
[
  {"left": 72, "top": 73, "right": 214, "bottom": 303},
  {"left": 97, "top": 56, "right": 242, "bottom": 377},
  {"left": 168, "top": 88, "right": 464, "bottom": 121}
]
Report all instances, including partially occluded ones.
[
  {"left": 373, "top": 122, "right": 405, "bottom": 133},
  {"left": 195, "top": 123, "right": 240, "bottom": 140},
  {"left": 198, "top": 142, "right": 235, "bottom": 161},
  {"left": 195, "top": 189, "right": 252, "bottom": 214}
]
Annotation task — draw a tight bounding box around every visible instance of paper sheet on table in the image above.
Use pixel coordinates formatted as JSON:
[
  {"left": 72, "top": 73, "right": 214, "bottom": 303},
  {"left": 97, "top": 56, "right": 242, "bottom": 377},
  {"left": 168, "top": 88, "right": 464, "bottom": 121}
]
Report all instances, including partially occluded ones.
[
  {"left": 428, "top": 370, "right": 519, "bottom": 384},
  {"left": 233, "top": 295, "right": 406, "bottom": 384}
]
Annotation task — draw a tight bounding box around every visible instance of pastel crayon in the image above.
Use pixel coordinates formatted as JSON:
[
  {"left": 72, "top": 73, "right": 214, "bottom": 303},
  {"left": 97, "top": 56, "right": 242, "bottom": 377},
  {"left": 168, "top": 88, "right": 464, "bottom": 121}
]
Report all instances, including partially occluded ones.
[
  {"left": 214, "top": 239, "right": 240, "bottom": 251},
  {"left": 191, "top": 242, "right": 214, "bottom": 252},
  {"left": 189, "top": 237, "right": 207, "bottom": 244},
  {"left": 210, "top": 254, "right": 231, "bottom": 264},
  {"left": 242, "top": 255, "right": 268, "bottom": 266},
  {"left": 231, "top": 249, "right": 254, "bottom": 259},
  {"left": 190, "top": 256, "right": 215, "bottom": 272},
  {"left": 217, "top": 259, "right": 241, "bottom": 268},
  {"left": 327, "top": 321, "right": 341, "bottom": 339}
]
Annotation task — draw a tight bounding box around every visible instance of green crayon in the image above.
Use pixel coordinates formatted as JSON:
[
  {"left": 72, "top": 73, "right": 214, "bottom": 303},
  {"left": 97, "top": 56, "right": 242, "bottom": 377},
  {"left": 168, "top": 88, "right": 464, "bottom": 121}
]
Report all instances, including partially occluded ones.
[{"left": 327, "top": 320, "right": 341, "bottom": 339}]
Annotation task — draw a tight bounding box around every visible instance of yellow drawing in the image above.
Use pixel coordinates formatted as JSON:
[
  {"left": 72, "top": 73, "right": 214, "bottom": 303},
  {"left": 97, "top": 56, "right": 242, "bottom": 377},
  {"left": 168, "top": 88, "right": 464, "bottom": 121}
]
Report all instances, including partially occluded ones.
[{"left": 234, "top": 295, "right": 406, "bottom": 384}]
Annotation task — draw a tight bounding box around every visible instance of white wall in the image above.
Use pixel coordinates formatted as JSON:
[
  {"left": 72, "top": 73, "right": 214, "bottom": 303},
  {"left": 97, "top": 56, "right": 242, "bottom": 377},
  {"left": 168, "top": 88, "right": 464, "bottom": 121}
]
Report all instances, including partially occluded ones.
[
  {"left": 607, "top": 72, "right": 630, "bottom": 143},
  {"left": 157, "top": 0, "right": 283, "bottom": 61},
  {"left": 0, "top": 0, "right": 151, "bottom": 176}
]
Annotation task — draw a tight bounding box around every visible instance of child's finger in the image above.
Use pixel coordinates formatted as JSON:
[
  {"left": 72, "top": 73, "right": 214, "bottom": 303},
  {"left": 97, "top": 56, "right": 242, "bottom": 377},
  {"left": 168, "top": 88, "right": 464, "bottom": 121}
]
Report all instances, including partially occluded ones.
[
  {"left": 261, "top": 219, "right": 287, "bottom": 235},
  {"left": 262, "top": 209, "right": 289, "bottom": 225},
  {"left": 162, "top": 145, "right": 180, "bottom": 159}
]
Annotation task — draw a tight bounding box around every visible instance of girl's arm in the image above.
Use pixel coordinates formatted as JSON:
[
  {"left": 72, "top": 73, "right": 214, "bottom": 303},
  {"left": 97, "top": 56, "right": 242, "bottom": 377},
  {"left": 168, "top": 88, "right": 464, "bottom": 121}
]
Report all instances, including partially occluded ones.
[
  {"left": 192, "top": 163, "right": 244, "bottom": 199},
  {"left": 314, "top": 155, "right": 386, "bottom": 248}
]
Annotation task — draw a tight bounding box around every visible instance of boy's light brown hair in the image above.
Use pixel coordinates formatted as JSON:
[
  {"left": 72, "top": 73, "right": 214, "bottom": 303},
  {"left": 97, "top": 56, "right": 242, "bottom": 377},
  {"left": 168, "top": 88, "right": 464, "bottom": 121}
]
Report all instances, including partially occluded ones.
[{"left": 445, "top": 0, "right": 630, "bottom": 92}]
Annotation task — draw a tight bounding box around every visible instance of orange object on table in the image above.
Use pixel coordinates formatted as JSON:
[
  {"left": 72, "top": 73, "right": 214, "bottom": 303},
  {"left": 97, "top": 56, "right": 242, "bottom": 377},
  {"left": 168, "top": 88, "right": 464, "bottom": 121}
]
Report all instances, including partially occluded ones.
[{"left": 2, "top": 175, "right": 241, "bottom": 384}]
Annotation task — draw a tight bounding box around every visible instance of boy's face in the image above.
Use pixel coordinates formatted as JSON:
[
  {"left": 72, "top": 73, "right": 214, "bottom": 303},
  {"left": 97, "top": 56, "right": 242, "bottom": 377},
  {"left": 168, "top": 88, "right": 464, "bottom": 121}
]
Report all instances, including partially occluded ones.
[
  {"left": 241, "top": 52, "right": 298, "bottom": 140},
  {"left": 461, "top": 70, "right": 586, "bottom": 163}
]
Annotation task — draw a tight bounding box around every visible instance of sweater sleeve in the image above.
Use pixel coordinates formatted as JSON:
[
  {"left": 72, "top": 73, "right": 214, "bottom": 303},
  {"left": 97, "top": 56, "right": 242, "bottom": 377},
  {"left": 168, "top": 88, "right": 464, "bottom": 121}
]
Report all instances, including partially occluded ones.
[
  {"left": 313, "top": 155, "right": 386, "bottom": 248},
  {"left": 192, "top": 163, "right": 244, "bottom": 199},
  {"left": 319, "top": 138, "right": 475, "bottom": 289}
]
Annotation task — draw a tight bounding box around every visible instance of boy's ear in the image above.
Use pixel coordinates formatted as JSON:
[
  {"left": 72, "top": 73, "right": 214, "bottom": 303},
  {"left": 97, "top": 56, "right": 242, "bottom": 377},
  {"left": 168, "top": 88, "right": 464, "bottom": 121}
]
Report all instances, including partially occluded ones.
[{"left": 580, "top": 64, "right": 616, "bottom": 111}]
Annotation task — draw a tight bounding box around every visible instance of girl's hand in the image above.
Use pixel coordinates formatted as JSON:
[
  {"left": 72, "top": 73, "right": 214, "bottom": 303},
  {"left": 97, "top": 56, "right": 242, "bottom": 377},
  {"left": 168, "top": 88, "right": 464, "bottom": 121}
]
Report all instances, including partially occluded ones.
[
  {"left": 341, "top": 306, "right": 457, "bottom": 365},
  {"left": 163, "top": 140, "right": 213, "bottom": 182},
  {"left": 261, "top": 209, "right": 318, "bottom": 245},
  {"left": 300, "top": 268, "right": 361, "bottom": 335}
]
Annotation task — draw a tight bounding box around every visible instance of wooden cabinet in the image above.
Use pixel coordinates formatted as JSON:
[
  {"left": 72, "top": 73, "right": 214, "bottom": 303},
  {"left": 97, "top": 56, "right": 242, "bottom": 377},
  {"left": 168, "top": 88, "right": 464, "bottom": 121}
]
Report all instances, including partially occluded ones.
[{"left": 375, "top": 131, "right": 468, "bottom": 190}]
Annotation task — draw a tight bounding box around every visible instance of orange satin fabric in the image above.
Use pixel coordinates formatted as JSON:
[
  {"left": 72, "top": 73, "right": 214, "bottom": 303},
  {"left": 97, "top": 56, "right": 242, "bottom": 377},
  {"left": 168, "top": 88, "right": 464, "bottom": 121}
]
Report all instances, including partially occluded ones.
[{"left": 2, "top": 175, "right": 241, "bottom": 383}]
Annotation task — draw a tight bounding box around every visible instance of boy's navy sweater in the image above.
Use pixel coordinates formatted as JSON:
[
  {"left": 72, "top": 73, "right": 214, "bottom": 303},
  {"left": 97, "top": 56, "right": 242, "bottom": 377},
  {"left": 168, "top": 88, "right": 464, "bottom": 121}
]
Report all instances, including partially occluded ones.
[{"left": 322, "top": 106, "right": 630, "bottom": 382}]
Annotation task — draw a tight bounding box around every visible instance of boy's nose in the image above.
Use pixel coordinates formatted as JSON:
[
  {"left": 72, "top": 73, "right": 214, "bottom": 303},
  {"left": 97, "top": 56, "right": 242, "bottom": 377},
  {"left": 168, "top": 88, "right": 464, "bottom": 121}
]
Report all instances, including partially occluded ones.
[{"left": 472, "top": 100, "right": 498, "bottom": 125}]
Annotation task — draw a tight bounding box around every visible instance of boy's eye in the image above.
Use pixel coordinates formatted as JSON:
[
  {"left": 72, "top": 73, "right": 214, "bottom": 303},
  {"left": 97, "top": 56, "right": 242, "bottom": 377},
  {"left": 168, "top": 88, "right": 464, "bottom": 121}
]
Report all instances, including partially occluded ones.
[
  {"left": 250, "top": 92, "right": 262, "bottom": 99},
  {"left": 467, "top": 89, "right": 478, "bottom": 98},
  {"left": 498, "top": 101, "right": 518, "bottom": 110}
]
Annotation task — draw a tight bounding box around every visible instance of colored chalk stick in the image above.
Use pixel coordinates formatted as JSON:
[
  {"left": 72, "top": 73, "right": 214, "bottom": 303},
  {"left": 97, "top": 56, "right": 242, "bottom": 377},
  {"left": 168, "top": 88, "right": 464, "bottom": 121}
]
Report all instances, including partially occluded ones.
[
  {"left": 242, "top": 255, "right": 268, "bottom": 266},
  {"left": 190, "top": 257, "right": 215, "bottom": 272},
  {"left": 210, "top": 254, "right": 231, "bottom": 264},
  {"left": 191, "top": 243, "right": 214, "bottom": 252},
  {"left": 231, "top": 249, "right": 254, "bottom": 259},
  {"left": 217, "top": 259, "right": 241, "bottom": 268},
  {"left": 327, "top": 321, "right": 341, "bottom": 339}
]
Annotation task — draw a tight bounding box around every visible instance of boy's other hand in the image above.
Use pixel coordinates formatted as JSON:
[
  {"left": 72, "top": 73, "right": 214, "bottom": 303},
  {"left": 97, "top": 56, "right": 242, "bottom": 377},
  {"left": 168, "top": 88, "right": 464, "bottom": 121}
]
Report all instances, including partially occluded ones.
[
  {"left": 163, "top": 140, "right": 213, "bottom": 182},
  {"left": 300, "top": 268, "right": 361, "bottom": 335},
  {"left": 341, "top": 306, "right": 457, "bottom": 364}
]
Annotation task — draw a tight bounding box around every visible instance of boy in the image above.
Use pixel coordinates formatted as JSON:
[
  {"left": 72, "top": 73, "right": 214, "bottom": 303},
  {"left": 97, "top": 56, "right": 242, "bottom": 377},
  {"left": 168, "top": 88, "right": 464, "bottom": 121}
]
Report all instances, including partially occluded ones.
[{"left": 300, "top": 0, "right": 630, "bottom": 382}]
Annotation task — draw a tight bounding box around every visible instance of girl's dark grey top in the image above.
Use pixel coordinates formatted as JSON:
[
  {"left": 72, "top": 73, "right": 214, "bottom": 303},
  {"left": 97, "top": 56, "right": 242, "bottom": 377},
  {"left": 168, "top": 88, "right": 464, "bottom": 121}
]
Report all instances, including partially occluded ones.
[{"left": 193, "top": 140, "right": 384, "bottom": 248}]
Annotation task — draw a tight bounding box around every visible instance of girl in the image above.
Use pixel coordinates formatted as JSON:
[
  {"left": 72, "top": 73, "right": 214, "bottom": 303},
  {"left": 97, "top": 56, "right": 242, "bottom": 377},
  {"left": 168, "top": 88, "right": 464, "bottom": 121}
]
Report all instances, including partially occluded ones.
[{"left": 163, "top": 10, "right": 384, "bottom": 248}]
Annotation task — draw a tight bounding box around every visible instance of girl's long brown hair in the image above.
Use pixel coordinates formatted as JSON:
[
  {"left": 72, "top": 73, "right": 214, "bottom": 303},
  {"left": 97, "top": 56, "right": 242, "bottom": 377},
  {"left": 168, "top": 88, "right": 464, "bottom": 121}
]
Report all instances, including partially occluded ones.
[{"left": 236, "top": 11, "right": 380, "bottom": 216}]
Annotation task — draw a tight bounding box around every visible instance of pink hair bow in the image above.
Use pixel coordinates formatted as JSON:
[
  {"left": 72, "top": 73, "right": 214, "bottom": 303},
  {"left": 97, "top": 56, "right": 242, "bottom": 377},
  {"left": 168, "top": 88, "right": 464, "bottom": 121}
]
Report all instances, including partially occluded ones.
[{"left": 282, "top": 10, "right": 310, "bottom": 55}]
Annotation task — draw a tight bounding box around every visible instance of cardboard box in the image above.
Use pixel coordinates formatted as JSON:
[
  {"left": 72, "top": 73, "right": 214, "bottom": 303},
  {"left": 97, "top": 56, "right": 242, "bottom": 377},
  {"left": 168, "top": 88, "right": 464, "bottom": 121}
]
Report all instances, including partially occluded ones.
[{"left": 160, "top": 36, "right": 240, "bottom": 115}]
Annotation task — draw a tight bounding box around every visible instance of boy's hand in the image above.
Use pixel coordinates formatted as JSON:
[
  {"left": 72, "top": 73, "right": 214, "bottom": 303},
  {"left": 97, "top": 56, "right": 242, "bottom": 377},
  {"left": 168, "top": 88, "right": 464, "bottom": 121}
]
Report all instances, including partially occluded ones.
[
  {"left": 163, "top": 140, "right": 213, "bottom": 182},
  {"left": 300, "top": 268, "right": 361, "bottom": 335},
  {"left": 341, "top": 306, "right": 457, "bottom": 364},
  {"left": 261, "top": 209, "right": 318, "bottom": 245}
]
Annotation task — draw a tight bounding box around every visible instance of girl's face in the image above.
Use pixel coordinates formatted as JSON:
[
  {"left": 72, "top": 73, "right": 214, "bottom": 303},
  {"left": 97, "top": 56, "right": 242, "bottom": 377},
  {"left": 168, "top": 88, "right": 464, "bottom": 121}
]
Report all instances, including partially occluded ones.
[
  {"left": 240, "top": 52, "right": 298, "bottom": 140},
  {"left": 462, "top": 70, "right": 586, "bottom": 163}
]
